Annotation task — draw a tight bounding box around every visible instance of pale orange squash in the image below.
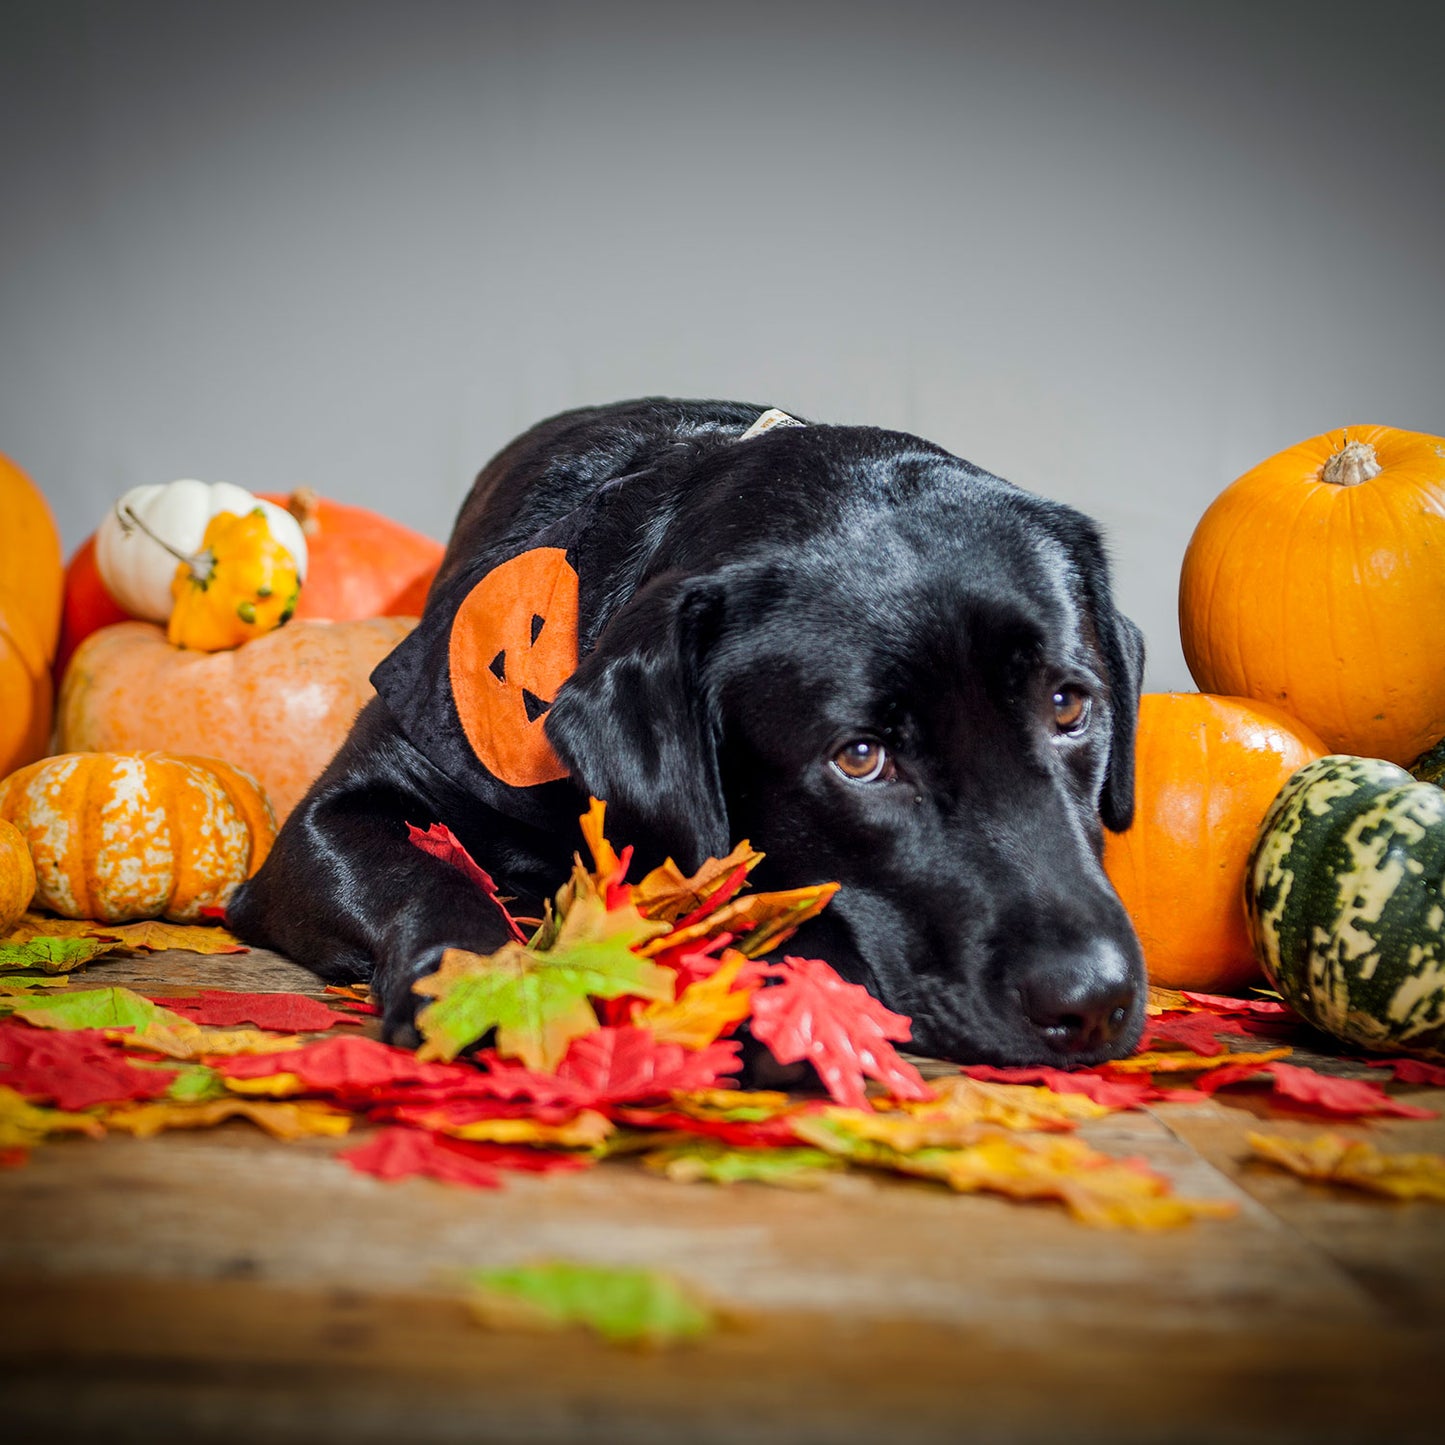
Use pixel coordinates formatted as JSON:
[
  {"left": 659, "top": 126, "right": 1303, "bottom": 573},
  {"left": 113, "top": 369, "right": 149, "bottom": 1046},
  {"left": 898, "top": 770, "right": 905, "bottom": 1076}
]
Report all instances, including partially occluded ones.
[
  {"left": 56, "top": 616, "right": 414, "bottom": 823},
  {"left": 0, "top": 453, "right": 64, "bottom": 777},
  {"left": 0, "top": 752, "right": 277, "bottom": 922},
  {"left": 1179, "top": 425, "right": 1445, "bottom": 765},
  {"left": 1102, "top": 693, "right": 1329, "bottom": 992},
  {"left": 0, "top": 816, "right": 37, "bottom": 934}
]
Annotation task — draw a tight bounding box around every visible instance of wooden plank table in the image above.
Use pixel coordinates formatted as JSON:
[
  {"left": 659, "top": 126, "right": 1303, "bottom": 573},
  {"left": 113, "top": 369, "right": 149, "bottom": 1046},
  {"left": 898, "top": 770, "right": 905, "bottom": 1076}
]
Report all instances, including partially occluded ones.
[{"left": 2, "top": 945, "right": 1443, "bottom": 1444}]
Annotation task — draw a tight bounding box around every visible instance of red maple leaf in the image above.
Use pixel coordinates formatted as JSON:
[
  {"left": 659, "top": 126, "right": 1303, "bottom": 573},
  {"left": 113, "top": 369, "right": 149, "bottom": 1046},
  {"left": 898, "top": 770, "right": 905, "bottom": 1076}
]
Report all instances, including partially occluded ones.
[
  {"left": 145, "top": 990, "right": 363, "bottom": 1033},
  {"left": 748, "top": 956, "right": 933, "bottom": 1110},
  {"left": 555, "top": 1026, "right": 741, "bottom": 1103},
  {"left": 610, "top": 1106, "right": 813, "bottom": 1148},
  {"left": 1196, "top": 1059, "right": 1439, "bottom": 1118},
  {"left": 407, "top": 821, "right": 528, "bottom": 944},
  {"left": 0, "top": 1023, "right": 177, "bottom": 1110},
  {"left": 377, "top": 1097, "right": 591, "bottom": 1130},
  {"left": 955, "top": 1064, "right": 1196, "bottom": 1109},
  {"left": 217, "top": 1035, "right": 483, "bottom": 1098},
  {"left": 339, "top": 1127, "right": 507, "bottom": 1188},
  {"left": 1179, "top": 992, "right": 1297, "bottom": 1019},
  {"left": 1138, "top": 1012, "right": 1247, "bottom": 1057},
  {"left": 1363, "top": 1058, "right": 1445, "bottom": 1087},
  {"left": 1264, "top": 1062, "right": 1438, "bottom": 1119}
]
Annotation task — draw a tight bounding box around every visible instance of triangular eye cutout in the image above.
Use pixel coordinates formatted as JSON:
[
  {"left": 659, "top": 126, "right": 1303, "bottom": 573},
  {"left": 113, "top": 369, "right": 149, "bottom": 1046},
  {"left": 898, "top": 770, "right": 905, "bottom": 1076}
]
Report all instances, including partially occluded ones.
[
  {"left": 531, "top": 613, "right": 546, "bottom": 644},
  {"left": 522, "top": 689, "right": 550, "bottom": 724},
  {"left": 488, "top": 651, "right": 507, "bottom": 683}
]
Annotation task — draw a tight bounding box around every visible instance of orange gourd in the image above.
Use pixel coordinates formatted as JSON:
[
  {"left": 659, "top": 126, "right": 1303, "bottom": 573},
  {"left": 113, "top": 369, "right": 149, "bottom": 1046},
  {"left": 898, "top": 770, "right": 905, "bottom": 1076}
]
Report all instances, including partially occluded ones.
[
  {"left": 1102, "top": 693, "right": 1328, "bottom": 992},
  {"left": 0, "top": 453, "right": 64, "bottom": 776},
  {"left": 0, "top": 752, "right": 277, "bottom": 922},
  {"left": 0, "top": 816, "right": 37, "bottom": 933},
  {"left": 1179, "top": 425, "right": 1445, "bottom": 765},
  {"left": 56, "top": 616, "right": 414, "bottom": 823}
]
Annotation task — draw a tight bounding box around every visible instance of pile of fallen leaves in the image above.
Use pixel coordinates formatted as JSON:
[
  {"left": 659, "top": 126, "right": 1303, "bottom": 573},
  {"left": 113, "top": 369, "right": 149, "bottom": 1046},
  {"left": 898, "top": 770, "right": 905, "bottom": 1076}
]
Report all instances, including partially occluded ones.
[{"left": 4, "top": 799, "right": 1444, "bottom": 1249}]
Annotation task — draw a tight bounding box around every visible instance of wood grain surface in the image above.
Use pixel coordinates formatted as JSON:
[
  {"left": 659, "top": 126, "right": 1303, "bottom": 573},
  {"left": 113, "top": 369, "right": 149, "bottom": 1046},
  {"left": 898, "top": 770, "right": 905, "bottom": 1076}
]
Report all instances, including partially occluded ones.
[{"left": 3, "top": 946, "right": 1443, "bottom": 1444}]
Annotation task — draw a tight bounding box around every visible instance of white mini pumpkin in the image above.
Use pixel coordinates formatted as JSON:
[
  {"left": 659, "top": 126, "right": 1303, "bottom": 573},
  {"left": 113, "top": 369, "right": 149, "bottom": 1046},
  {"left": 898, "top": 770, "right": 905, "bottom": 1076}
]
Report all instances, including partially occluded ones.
[{"left": 95, "top": 479, "right": 308, "bottom": 623}]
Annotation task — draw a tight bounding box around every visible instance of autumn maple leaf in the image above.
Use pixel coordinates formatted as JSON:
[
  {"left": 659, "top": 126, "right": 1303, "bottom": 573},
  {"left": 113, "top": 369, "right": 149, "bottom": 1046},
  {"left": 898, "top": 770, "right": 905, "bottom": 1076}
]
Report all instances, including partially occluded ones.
[
  {"left": 748, "top": 956, "right": 932, "bottom": 1110},
  {"left": 412, "top": 875, "right": 674, "bottom": 1070}
]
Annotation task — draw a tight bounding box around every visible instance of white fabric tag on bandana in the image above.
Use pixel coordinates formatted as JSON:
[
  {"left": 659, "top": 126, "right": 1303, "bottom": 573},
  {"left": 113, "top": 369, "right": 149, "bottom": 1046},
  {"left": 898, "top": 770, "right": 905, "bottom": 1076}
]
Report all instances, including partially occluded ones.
[{"left": 737, "top": 407, "right": 806, "bottom": 442}]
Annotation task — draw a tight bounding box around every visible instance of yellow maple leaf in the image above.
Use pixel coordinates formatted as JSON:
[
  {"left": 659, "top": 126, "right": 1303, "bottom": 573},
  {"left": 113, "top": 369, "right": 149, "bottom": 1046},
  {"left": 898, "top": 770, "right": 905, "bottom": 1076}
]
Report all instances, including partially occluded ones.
[
  {"left": 794, "top": 1116, "right": 1237, "bottom": 1229},
  {"left": 101, "top": 919, "right": 249, "bottom": 954},
  {"left": 112, "top": 1018, "right": 305, "bottom": 1061},
  {"left": 3, "top": 914, "right": 246, "bottom": 954},
  {"left": 412, "top": 1106, "right": 614, "bottom": 1150},
  {"left": 635, "top": 954, "right": 755, "bottom": 1049},
  {"left": 1109, "top": 1046, "right": 1293, "bottom": 1074},
  {"left": 223, "top": 1072, "right": 305, "bottom": 1097},
  {"left": 4, "top": 913, "right": 122, "bottom": 944},
  {"left": 1146, "top": 986, "right": 1192, "bottom": 1014},
  {"left": 858, "top": 1075, "right": 1112, "bottom": 1144},
  {"left": 0, "top": 1085, "right": 106, "bottom": 1150},
  {"left": 1248, "top": 1131, "right": 1445, "bottom": 1203},
  {"left": 0, "top": 976, "right": 70, "bottom": 995},
  {"left": 103, "top": 1097, "right": 352, "bottom": 1141},
  {"left": 667, "top": 1088, "right": 799, "bottom": 1121}
]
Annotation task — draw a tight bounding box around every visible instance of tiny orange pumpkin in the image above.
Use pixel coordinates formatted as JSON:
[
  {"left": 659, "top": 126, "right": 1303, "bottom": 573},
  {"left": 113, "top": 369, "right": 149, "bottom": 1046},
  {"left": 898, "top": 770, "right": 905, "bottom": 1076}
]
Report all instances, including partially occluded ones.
[{"left": 0, "top": 817, "right": 37, "bottom": 934}]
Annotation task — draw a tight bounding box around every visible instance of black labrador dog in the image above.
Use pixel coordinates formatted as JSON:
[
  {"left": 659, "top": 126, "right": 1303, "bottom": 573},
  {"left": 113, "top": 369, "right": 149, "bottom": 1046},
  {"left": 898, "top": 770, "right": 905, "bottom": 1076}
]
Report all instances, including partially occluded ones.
[{"left": 228, "top": 398, "right": 1147, "bottom": 1067}]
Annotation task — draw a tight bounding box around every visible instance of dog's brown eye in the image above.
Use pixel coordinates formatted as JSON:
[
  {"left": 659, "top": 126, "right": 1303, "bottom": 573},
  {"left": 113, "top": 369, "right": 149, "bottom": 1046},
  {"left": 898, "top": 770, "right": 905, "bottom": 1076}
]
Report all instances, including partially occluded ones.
[
  {"left": 831, "top": 739, "right": 892, "bottom": 783},
  {"left": 1052, "top": 688, "right": 1090, "bottom": 734}
]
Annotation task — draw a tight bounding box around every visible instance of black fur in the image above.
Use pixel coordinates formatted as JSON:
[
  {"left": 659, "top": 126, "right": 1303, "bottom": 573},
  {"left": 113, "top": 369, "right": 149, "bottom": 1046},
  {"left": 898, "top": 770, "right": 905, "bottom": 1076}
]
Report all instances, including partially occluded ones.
[{"left": 228, "top": 398, "right": 1147, "bottom": 1065}]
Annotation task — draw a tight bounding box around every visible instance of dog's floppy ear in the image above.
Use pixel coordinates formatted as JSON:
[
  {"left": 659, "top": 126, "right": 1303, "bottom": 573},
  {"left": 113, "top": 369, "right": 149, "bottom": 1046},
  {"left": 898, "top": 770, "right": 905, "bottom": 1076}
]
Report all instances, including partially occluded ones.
[
  {"left": 1062, "top": 517, "right": 1146, "bottom": 833},
  {"left": 1096, "top": 609, "right": 1145, "bottom": 832},
  {"left": 544, "top": 570, "right": 729, "bottom": 872}
]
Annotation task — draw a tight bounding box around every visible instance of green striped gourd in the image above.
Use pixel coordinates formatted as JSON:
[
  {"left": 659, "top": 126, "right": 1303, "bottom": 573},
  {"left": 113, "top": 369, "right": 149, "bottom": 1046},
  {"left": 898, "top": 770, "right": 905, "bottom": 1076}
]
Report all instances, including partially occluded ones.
[{"left": 1244, "top": 754, "right": 1445, "bottom": 1057}]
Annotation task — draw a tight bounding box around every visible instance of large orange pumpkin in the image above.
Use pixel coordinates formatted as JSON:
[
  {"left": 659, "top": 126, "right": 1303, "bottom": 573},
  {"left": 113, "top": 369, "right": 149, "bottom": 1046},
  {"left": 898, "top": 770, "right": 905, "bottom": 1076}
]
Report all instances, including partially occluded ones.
[
  {"left": 263, "top": 489, "right": 443, "bottom": 622},
  {"left": 1102, "top": 693, "right": 1328, "bottom": 992},
  {"left": 1179, "top": 425, "right": 1445, "bottom": 765},
  {"left": 55, "top": 616, "right": 415, "bottom": 823},
  {"left": 54, "top": 490, "right": 442, "bottom": 677},
  {"left": 0, "top": 453, "right": 63, "bottom": 776},
  {"left": 0, "top": 751, "right": 276, "bottom": 922}
]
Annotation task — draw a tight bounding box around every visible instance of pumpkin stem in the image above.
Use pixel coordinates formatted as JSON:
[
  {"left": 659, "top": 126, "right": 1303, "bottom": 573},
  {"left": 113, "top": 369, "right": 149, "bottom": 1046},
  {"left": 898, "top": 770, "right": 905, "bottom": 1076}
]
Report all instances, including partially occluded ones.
[
  {"left": 1321, "top": 439, "right": 1382, "bottom": 488},
  {"left": 286, "top": 487, "right": 322, "bottom": 537},
  {"left": 115, "top": 503, "right": 216, "bottom": 584}
]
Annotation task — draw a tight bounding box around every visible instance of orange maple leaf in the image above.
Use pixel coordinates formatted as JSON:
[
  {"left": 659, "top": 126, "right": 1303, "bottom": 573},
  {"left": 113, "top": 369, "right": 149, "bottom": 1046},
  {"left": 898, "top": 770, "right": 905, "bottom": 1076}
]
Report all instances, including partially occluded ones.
[
  {"left": 1109, "top": 1047, "right": 1293, "bottom": 1074},
  {"left": 634, "top": 954, "right": 755, "bottom": 1049},
  {"left": 103, "top": 1097, "right": 352, "bottom": 1141}
]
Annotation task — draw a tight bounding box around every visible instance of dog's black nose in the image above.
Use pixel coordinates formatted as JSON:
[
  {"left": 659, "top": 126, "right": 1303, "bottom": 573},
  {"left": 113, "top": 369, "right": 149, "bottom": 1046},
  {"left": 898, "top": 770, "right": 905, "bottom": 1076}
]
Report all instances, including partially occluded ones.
[{"left": 1022, "top": 946, "right": 1137, "bottom": 1056}]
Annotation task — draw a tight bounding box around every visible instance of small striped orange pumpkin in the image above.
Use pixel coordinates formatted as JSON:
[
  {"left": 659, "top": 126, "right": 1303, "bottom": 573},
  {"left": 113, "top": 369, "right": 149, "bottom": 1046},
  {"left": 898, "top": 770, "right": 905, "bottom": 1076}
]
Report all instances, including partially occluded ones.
[{"left": 0, "top": 751, "right": 277, "bottom": 922}]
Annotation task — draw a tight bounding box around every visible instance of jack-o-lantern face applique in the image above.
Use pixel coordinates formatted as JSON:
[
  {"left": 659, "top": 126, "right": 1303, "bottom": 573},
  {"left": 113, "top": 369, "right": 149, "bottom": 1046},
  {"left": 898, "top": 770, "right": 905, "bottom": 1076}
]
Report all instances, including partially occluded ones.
[{"left": 448, "top": 547, "right": 581, "bottom": 788}]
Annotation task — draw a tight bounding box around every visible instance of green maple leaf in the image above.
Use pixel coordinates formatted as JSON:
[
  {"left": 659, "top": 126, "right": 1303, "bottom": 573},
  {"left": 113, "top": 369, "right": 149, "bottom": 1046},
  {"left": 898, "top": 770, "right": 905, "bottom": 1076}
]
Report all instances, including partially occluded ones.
[
  {"left": 414, "top": 883, "right": 674, "bottom": 1070},
  {"left": 464, "top": 1261, "right": 715, "bottom": 1347},
  {"left": 0, "top": 936, "right": 113, "bottom": 974},
  {"left": 642, "top": 1140, "right": 844, "bottom": 1189},
  {"left": 12, "top": 985, "right": 168, "bottom": 1032},
  {"left": 152, "top": 1063, "right": 229, "bottom": 1103}
]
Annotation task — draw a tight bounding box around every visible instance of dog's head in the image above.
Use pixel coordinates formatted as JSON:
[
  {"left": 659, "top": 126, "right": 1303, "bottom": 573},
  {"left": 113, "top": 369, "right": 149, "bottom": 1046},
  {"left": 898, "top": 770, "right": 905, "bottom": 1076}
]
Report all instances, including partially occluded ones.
[{"left": 545, "top": 428, "right": 1147, "bottom": 1066}]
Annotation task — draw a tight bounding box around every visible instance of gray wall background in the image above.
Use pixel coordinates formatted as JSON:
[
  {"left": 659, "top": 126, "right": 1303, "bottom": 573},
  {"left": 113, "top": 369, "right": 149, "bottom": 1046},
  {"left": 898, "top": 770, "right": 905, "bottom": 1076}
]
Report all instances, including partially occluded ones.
[{"left": 3, "top": 0, "right": 1442, "bottom": 691}]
